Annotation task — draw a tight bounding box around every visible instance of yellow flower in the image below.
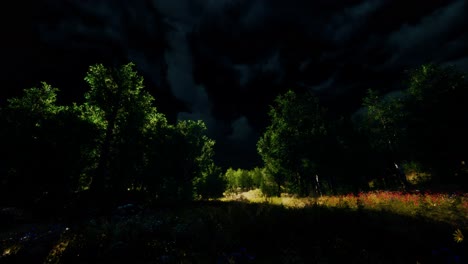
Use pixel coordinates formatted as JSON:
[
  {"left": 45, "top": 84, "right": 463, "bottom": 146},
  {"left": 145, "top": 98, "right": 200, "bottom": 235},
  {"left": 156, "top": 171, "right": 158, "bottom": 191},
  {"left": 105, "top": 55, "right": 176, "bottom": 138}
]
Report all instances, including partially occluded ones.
[{"left": 453, "top": 229, "right": 464, "bottom": 243}]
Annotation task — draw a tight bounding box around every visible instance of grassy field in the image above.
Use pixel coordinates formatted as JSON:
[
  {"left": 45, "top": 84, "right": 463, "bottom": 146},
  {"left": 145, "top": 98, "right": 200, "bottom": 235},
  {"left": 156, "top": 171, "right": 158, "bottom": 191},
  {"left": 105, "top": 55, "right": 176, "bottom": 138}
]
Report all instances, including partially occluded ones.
[
  {"left": 1, "top": 190, "right": 467, "bottom": 263},
  {"left": 223, "top": 189, "right": 468, "bottom": 228}
]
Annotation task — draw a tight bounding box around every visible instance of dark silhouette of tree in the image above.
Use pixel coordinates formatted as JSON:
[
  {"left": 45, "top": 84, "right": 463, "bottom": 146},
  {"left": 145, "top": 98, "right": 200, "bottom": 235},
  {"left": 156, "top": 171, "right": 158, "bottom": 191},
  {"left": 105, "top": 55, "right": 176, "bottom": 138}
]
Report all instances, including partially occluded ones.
[
  {"left": 1, "top": 62, "right": 223, "bottom": 209},
  {"left": 358, "top": 64, "right": 468, "bottom": 190},
  {"left": 0, "top": 83, "right": 99, "bottom": 207},
  {"left": 361, "top": 88, "right": 408, "bottom": 189},
  {"left": 403, "top": 64, "right": 468, "bottom": 187}
]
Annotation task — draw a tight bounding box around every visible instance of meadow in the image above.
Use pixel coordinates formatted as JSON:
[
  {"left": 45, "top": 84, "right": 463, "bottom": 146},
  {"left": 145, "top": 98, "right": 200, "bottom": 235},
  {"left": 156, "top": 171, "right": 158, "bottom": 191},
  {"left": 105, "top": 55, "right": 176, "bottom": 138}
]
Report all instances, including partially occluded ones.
[
  {"left": 1, "top": 189, "right": 467, "bottom": 263},
  {"left": 224, "top": 189, "right": 468, "bottom": 228}
]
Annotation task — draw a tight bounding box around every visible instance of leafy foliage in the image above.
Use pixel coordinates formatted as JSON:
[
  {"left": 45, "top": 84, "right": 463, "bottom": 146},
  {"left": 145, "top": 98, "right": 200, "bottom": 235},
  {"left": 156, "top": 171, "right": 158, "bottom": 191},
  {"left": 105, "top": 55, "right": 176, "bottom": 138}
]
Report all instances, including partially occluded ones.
[
  {"left": 362, "top": 89, "right": 407, "bottom": 152},
  {"left": 257, "top": 90, "right": 329, "bottom": 196},
  {"left": 359, "top": 64, "right": 468, "bottom": 189},
  {"left": 403, "top": 64, "right": 468, "bottom": 184},
  {"left": 0, "top": 83, "right": 99, "bottom": 205},
  {"left": 0, "top": 62, "right": 222, "bottom": 207}
]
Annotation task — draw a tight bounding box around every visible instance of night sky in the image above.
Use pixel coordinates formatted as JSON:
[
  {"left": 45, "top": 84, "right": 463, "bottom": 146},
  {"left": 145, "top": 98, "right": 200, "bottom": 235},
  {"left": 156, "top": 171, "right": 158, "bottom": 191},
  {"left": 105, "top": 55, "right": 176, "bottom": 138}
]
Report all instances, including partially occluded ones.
[{"left": 2, "top": 0, "right": 468, "bottom": 169}]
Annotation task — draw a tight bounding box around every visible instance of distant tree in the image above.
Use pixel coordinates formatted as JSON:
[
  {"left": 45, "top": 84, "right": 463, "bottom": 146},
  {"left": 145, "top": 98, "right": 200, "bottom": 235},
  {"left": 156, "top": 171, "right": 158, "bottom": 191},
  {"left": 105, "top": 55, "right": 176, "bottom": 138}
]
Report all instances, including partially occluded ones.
[
  {"left": 258, "top": 168, "right": 278, "bottom": 197},
  {"left": 223, "top": 167, "right": 261, "bottom": 193},
  {"left": 362, "top": 89, "right": 407, "bottom": 153},
  {"left": 173, "top": 120, "right": 223, "bottom": 200},
  {"left": 249, "top": 167, "right": 264, "bottom": 188},
  {"left": 193, "top": 162, "right": 224, "bottom": 199},
  {"left": 361, "top": 88, "right": 408, "bottom": 188},
  {"left": 332, "top": 116, "right": 377, "bottom": 193},
  {"left": 257, "top": 90, "right": 328, "bottom": 196},
  {"left": 224, "top": 168, "right": 238, "bottom": 192},
  {"left": 236, "top": 169, "right": 253, "bottom": 191},
  {"left": 140, "top": 118, "right": 222, "bottom": 201}
]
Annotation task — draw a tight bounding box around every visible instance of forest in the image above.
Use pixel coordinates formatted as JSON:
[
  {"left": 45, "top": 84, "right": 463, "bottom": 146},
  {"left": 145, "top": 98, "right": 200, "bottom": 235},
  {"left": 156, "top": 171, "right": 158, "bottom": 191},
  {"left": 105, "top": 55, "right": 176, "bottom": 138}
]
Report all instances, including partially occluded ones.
[{"left": 1, "top": 62, "right": 467, "bottom": 263}]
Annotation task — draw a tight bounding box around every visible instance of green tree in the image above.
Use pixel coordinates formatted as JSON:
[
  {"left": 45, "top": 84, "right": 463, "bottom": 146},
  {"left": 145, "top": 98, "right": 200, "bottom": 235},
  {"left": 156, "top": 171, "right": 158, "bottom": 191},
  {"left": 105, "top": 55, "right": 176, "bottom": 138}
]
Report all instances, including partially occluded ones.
[
  {"left": 361, "top": 89, "right": 408, "bottom": 188},
  {"left": 141, "top": 119, "right": 221, "bottom": 201},
  {"left": 0, "top": 83, "right": 100, "bottom": 205},
  {"left": 236, "top": 169, "right": 254, "bottom": 191},
  {"left": 176, "top": 120, "right": 216, "bottom": 200},
  {"left": 0, "top": 83, "right": 62, "bottom": 204},
  {"left": 0, "top": 62, "right": 222, "bottom": 207},
  {"left": 258, "top": 168, "right": 278, "bottom": 197},
  {"left": 193, "top": 162, "right": 224, "bottom": 199},
  {"left": 224, "top": 168, "right": 238, "bottom": 192},
  {"left": 359, "top": 64, "right": 468, "bottom": 189},
  {"left": 224, "top": 167, "right": 258, "bottom": 193},
  {"left": 403, "top": 64, "right": 468, "bottom": 186},
  {"left": 83, "top": 62, "right": 157, "bottom": 194},
  {"left": 249, "top": 167, "right": 264, "bottom": 188},
  {"left": 362, "top": 89, "right": 407, "bottom": 153},
  {"left": 257, "top": 90, "right": 328, "bottom": 196}
]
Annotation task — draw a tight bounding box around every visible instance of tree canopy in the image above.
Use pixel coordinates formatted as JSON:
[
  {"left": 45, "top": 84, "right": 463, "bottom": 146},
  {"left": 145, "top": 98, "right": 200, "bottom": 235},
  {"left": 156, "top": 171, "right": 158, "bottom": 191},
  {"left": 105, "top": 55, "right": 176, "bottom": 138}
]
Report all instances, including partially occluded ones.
[
  {"left": 1, "top": 62, "right": 467, "bottom": 207},
  {"left": 0, "top": 62, "right": 224, "bottom": 209},
  {"left": 257, "top": 90, "right": 329, "bottom": 196}
]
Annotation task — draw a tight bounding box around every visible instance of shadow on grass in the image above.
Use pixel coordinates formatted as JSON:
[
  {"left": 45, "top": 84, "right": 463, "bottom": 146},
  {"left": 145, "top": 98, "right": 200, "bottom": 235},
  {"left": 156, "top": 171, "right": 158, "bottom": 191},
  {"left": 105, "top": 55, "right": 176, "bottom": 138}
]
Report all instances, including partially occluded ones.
[{"left": 1, "top": 200, "right": 466, "bottom": 263}]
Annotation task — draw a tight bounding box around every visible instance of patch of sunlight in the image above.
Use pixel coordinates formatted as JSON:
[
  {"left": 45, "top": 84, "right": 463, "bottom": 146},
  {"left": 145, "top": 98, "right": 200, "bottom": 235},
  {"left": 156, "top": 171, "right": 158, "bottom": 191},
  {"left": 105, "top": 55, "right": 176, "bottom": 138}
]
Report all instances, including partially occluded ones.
[
  {"left": 242, "top": 189, "right": 264, "bottom": 200},
  {"left": 44, "top": 237, "right": 73, "bottom": 264},
  {"left": 219, "top": 189, "right": 468, "bottom": 226},
  {"left": 2, "top": 244, "right": 21, "bottom": 257},
  {"left": 221, "top": 189, "right": 265, "bottom": 202}
]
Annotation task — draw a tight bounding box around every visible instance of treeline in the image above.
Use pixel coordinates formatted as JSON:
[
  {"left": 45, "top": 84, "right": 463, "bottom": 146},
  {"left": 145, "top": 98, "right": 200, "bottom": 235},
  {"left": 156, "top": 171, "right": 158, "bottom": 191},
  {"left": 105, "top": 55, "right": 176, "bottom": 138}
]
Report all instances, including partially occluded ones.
[
  {"left": 249, "top": 63, "right": 468, "bottom": 197},
  {"left": 1, "top": 62, "right": 467, "bottom": 206},
  {"left": 0, "top": 63, "right": 225, "bottom": 208}
]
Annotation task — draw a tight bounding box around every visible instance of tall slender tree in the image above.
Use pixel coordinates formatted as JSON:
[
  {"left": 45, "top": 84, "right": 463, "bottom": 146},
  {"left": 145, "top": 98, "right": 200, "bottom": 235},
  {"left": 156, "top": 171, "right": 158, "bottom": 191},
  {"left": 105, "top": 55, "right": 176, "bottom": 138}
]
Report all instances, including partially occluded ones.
[
  {"left": 257, "top": 90, "right": 328, "bottom": 196},
  {"left": 83, "top": 63, "right": 156, "bottom": 194}
]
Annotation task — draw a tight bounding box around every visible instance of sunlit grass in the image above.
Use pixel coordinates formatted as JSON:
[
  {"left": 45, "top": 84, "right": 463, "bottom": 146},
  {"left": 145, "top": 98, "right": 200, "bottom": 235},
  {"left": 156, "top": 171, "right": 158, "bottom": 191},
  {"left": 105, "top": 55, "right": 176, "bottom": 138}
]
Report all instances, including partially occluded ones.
[
  {"left": 44, "top": 239, "right": 71, "bottom": 264},
  {"left": 2, "top": 244, "right": 21, "bottom": 257},
  {"left": 222, "top": 189, "right": 468, "bottom": 227}
]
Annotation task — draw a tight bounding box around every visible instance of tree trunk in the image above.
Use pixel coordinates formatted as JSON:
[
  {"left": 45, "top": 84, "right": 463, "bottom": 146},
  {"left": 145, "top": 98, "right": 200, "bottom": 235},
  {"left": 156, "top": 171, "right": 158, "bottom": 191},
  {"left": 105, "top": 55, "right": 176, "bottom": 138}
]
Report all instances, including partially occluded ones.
[
  {"left": 394, "top": 161, "right": 408, "bottom": 190},
  {"left": 314, "top": 174, "right": 322, "bottom": 197},
  {"left": 90, "top": 112, "right": 117, "bottom": 195}
]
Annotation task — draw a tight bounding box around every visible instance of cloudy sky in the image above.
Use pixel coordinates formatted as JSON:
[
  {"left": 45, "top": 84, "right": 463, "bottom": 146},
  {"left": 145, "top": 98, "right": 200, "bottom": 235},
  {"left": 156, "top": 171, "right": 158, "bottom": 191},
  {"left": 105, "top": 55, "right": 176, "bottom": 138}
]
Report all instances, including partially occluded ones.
[{"left": 2, "top": 0, "right": 468, "bottom": 168}]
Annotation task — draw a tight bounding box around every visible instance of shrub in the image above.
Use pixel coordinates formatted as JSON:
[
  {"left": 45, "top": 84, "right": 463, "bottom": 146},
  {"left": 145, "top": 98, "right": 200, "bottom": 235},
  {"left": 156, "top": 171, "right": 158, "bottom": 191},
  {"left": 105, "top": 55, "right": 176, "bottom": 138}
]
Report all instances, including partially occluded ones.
[{"left": 403, "top": 161, "right": 432, "bottom": 187}]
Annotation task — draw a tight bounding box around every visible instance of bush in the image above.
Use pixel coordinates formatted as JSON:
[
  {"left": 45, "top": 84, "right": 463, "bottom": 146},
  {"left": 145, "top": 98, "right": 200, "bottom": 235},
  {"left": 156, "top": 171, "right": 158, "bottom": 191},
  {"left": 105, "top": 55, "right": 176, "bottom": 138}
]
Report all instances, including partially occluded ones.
[
  {"left": 403, "top": 161, "right": 432, "bottom": 187},
  {"left": 260, "top": 172, "right": 278, "bottom": 197},
  {"left": 224, "top": 168, "right": 257, "bottom": 193}
]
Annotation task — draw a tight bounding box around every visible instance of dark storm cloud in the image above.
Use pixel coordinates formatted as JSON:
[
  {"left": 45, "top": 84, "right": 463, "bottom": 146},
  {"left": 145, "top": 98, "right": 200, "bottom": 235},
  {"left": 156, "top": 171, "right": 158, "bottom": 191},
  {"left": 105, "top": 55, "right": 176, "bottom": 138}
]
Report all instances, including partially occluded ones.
[
  {"left": 155, "top": 0, "right": 219, "bottom": 134},
  {"left": 33, "top": 0, "right": 172, "bottom": 93},
  {"left": 228, "top": 116, "right": 255, "bottom": 143},
  {"left": 38, "top": 1, "right": 139, "bottom": 50},
  {"left": 184, "top": 0, "right": 467, "bottom": 141},
  {"left": 232, "top": 50, "right": 284, "bottom": 88},
  {"left": 156, "top": 0, "right": 283, "bottom": 138},
  {"left": 325, "top": 0, "right": 384, "bottom": 44},
  {"left": 444, "top": 56, "right": 468, "bottom": 71},
  {"left": 298, "top": 77, "right": 336, "bottom": 93},
  {"left": 238, "top": 0, "right": 269, "bottom": 29},
  {"left": 163, "top": 22, "right": 213, "bottom": 126},
  {"left": 233, "top": 64, "right": 252, "bottom": 87},
  {"left": 386, "top": 0, "right": 468, "bottom": 69}
]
